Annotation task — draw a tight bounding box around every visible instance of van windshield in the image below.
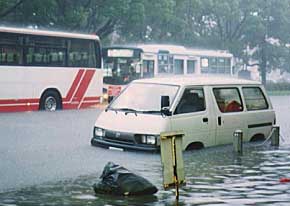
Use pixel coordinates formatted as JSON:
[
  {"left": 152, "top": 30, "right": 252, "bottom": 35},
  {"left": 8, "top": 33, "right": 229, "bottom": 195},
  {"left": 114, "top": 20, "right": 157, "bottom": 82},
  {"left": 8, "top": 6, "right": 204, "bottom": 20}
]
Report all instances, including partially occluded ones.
[{"left": 109, "top": 83, "right": 179, "bottom": 113}]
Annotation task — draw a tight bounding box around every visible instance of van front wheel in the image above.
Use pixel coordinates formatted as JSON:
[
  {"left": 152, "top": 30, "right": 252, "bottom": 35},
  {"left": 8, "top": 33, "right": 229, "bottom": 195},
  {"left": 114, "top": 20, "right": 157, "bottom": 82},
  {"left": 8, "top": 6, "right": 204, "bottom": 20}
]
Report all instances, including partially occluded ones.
[{"left": 40, "top": 90, "right": 62, "bottom": 111}]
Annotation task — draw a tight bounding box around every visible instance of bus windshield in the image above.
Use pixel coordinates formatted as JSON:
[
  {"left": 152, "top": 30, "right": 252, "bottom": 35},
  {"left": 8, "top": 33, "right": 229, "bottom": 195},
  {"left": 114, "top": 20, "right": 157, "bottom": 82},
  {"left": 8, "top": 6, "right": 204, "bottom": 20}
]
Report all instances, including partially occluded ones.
[
  {"left": 109, "top": 83, "right": 179, "bottom": 112},
  {"left": 103, "top": 48, "right": 142, "bottom": 85}
]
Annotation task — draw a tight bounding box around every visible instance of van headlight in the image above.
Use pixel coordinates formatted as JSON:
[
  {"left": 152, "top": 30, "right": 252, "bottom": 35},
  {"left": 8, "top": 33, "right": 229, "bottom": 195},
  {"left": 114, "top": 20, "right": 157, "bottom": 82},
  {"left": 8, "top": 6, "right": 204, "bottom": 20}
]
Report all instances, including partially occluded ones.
[
  {"left": 94, "top": 127, "right": 105, "bottom": 138},
  {"left": 141, "top": 135, "right": 158, "bottom": 145}
]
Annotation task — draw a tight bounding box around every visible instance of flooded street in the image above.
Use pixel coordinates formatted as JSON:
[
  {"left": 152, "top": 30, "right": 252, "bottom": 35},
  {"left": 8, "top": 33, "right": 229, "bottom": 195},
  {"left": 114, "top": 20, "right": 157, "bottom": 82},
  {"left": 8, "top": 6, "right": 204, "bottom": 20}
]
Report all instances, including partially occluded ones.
[{"left": 0, "top": 95, "right": 290, "bottom": 206}]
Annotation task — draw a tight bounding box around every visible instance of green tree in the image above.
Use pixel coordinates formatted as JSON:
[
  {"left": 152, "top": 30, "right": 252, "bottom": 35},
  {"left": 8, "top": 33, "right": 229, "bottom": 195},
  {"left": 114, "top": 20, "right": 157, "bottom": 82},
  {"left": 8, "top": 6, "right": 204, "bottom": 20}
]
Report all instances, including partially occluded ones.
[
  {"left": 142, "top": 0, "right": 175, "bottom": 42},
  {"left": 0, "top": 0, "right": 133, "bottom": 40},
  {"left": 0, "top": 0, "right": 26, "bottom": 20},
  {"left": 243, "top": 0, "right": 290, "bottom": 84},
  {"left": 163, "top": 0, "right": 290, "bottom": 84}
]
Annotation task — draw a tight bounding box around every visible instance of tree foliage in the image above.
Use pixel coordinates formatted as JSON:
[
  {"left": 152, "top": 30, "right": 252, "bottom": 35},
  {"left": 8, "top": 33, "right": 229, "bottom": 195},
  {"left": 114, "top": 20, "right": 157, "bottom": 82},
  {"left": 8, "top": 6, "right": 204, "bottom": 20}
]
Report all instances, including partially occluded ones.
[{"left": 0, "top": 0, "right": 289, "bottom": 83}]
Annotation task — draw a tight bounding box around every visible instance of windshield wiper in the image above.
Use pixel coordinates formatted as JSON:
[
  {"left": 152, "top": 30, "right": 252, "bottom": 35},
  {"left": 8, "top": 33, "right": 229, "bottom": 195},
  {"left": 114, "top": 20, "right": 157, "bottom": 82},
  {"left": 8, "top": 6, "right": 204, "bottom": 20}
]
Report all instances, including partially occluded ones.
[
  {"left": 140, "top": 110, "right": 161, "bottom": 114},
  {"left": 115, "top": 108, "right": 138, "bottom": 116},
  {"left": 105, "top": 107, "right": 118, "bottom": 114}
]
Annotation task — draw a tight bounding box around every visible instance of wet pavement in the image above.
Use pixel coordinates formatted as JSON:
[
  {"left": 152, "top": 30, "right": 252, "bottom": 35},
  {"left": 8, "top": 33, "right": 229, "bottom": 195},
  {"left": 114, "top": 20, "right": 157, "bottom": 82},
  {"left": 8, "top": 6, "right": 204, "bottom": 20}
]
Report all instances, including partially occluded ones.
[{"left": 0, "top": 95, "right": 290, "bottom": 205}]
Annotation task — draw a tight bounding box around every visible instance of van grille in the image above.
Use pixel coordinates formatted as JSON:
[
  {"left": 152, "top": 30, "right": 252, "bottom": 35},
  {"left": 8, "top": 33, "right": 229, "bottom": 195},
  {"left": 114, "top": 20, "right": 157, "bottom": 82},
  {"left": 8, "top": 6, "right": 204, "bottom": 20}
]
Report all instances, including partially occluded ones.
[{"left": 103, "top": 130, "right": 135, "bottom": 145}]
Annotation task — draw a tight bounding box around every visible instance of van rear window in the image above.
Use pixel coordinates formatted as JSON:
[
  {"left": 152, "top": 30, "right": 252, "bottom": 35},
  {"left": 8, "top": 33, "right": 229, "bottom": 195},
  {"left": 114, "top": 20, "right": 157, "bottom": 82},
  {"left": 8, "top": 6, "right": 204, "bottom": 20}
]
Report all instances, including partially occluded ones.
[{"left": 242, "top": 87, "right": 268, "bottom": 111}]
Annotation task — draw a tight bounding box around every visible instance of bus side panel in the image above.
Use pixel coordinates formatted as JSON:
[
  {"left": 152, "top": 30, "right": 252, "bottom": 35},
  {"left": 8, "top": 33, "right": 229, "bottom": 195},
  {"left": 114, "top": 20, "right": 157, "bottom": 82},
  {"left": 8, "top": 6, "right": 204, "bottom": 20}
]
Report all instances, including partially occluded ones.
[
  {"left": 0, "top": 66, "right": 39, "bottom": 112},
  {"left": 0, "top": 67, "right": 24, "bottom": 99}
]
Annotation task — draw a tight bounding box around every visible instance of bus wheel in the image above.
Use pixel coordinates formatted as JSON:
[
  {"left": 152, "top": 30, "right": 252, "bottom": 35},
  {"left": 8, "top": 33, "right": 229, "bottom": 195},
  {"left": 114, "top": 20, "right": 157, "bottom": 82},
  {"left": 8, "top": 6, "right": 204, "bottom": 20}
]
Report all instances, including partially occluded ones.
[{"left": 40, "top": 90, "right": 62, "bottom": 111}]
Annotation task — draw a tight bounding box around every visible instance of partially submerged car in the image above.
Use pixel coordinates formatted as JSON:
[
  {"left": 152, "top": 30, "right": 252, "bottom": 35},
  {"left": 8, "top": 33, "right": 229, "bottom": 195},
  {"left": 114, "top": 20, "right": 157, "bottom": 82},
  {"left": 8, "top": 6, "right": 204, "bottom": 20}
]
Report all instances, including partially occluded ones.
[{"left": 91, "top": 76, "right": 275, "bottom": 152}]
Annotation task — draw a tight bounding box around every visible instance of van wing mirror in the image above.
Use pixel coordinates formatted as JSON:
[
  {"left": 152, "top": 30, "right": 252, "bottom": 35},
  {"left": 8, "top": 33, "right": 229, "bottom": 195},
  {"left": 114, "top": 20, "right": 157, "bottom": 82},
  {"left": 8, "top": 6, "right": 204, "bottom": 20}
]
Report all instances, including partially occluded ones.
[
  {"left": 161, "top": 96, "right": 171, "bottom": 116},
  {"left": 108, "top": 96, "right": 113, "bottom": 103},
  {"left": 161, "top": 96, "right": 170, "bottom": 109}
]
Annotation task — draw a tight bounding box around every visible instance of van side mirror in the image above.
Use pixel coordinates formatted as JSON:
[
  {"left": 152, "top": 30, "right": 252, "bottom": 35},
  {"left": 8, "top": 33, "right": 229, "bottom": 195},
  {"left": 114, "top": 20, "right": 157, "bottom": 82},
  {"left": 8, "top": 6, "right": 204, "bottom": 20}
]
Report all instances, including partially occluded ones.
[
  {"left": 161, "top": 96, "right": 171, "bottom": 116},
  {"left": 108, "top": 96, "right": 114, "bottom": 103},
  {"left": 161, "top": 96, "right": 170, "bottom": 109}
]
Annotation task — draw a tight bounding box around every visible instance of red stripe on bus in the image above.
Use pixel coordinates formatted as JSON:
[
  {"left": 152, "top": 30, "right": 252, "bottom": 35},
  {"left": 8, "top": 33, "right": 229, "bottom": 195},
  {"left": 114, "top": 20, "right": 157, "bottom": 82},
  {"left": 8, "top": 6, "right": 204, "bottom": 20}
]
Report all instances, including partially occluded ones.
[
  {"left": 0, "top": 98, "right": 39, "bottom": 104},
  {"left": 83, "top": 96, "right": 100, "bottom": 101},
  {"left": 0, "top": 105, "right": 39, "bottom": 112},
  {"left": 72, "top": 70, "right": 96, "bottom": 103},
  {"left": 63, "top": 69, "right": 85, "bottom": 102},
  {"left": 79, "top": 102, "right": 100, "bottom": 109}
]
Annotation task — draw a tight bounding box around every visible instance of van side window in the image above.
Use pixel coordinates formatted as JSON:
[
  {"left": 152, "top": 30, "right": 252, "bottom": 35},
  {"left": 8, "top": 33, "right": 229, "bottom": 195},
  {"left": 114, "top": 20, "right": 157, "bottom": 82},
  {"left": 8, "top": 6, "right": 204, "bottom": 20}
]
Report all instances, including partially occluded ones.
[
  {"left": 242, "top": 87, "right": 268, "bottom": 110},
  {"left": 174, "top": 88, "right": 205, "bottom": 114},
  {"left": 213, "top": 88, "right": 243, "bottom": 113}
]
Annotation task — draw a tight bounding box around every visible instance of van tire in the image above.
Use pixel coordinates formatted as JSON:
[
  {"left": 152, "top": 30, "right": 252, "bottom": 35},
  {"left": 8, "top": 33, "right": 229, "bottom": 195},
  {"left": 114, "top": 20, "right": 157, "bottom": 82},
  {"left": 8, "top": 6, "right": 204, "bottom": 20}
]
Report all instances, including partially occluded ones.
[
  {"left": 250, "top": 134, "right": 265, "bottom": 142},
  {"left": 186, "top": 142, "right": 204, "bottom": 150},
  {"left": 39, "top": 90, "right": 62, "bottom": 111}
]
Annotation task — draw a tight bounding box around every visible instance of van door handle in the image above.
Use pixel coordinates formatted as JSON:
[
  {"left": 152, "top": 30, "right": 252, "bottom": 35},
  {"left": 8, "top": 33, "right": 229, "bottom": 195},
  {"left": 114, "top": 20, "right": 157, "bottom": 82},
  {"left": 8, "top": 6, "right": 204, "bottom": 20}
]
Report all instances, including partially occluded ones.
[
  {"left": 202, "top": 117, "right": 208, "bottom": 123},
  {"left": 218, "top": 116, "right": 222, "bottom": 126}
]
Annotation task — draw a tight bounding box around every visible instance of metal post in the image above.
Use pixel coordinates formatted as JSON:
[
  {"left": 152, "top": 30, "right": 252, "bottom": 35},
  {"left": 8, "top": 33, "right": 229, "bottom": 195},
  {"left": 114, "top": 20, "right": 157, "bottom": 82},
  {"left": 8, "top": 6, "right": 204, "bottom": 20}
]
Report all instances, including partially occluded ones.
[
  {"left": 172, "top": 136, "right": 179, "bottom": 200},
  {"left": 233, "top": 130, "right": 243, "bottom": 154},
  {"left": 271, "top": 126, "right": 280, "bottom": 146},
  {"left": 160, "top": 131, "right": 185, "bottom": 202}
]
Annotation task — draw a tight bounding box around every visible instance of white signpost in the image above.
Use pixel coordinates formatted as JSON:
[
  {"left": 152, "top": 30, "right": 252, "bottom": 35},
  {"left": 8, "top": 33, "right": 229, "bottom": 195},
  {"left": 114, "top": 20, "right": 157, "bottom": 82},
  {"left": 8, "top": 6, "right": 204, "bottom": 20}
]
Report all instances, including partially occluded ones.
[{"left": 160, "top": 131, "right": 185, "bottom": 200}]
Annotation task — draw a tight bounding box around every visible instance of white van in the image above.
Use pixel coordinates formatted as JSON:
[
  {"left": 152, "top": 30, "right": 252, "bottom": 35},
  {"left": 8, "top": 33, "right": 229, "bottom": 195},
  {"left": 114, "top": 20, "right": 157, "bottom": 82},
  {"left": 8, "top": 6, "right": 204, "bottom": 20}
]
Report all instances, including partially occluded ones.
[{"left": 91, "top": 76, "right": 275, "bottom": 152}]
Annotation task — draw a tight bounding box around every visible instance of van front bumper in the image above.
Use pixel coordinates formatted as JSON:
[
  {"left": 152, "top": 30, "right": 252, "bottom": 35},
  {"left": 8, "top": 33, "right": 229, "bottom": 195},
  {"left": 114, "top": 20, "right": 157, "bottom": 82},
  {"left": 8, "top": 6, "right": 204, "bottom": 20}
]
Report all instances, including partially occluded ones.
[{"left": 90, "top": 137, "right": 159, "bottom": 152}]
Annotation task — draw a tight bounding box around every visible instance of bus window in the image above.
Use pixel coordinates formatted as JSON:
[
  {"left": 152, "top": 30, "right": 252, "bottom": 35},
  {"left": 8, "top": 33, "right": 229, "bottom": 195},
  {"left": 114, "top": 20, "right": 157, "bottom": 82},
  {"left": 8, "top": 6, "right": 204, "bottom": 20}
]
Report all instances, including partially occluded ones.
[
  {"left": 217, "top": 58, "right": 225, "bottom": 73},
  {"left": 25, "top": 47, "right": 66, "bottom": 66},
  {"left": 143, "top": 60, "right": 154, "bottom": 78},
  {"left": 0, "top": 47, "right": 22, "bottom": 65},
  {"left": 174, "top": 59, "right": 184, "bottom": 74},
  {"left": 187, "top": 60, "right": 195, "bottom": 74},
  {"left": 68, "top": 39, "right": 97, "bottom": 68},
  {"left": 201, "top": 57, "right": 209, "bottom": 73},
  {"left": 25, "top": 35, "right": 66, "bottom": 67},
  {"left": 224, "top": 58, "right": 231, "bottom": 74},
  {"left": 0, "top": 33, "right": 23, "bottom": 65},
  {"left": 158, "top": 52, "right": 173, "bottom": 74},
  {"left": 209, "top": 57, "right": 217, "bottom": 73},
  {"left": 201, "top": 57, "right": 231, "bottom": 75}
]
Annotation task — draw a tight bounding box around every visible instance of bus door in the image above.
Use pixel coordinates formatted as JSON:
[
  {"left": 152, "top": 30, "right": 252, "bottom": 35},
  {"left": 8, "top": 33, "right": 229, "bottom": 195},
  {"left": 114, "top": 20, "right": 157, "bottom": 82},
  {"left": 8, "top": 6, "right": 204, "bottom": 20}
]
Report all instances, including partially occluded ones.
[{"left": 142, "top": 59, "right": 154, "bottom": 78}]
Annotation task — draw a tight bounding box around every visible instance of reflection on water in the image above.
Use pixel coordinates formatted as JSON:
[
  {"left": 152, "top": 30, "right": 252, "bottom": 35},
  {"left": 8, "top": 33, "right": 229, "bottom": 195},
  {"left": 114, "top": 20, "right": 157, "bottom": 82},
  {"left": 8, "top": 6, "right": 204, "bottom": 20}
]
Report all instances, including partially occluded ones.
[
  {"left": 1, "top": 96, "right": 290, "bottom": 206},
  {"left": 1, "top": 145, "right": 290, "bottom": 205}
]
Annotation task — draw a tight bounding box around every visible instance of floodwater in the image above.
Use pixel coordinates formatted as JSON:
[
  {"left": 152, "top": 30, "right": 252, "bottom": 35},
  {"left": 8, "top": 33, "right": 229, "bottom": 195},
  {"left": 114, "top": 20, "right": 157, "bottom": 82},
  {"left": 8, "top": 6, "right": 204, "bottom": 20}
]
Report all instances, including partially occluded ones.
[{"left": 0, "top": 96, "right": 290, "bottom": 206}]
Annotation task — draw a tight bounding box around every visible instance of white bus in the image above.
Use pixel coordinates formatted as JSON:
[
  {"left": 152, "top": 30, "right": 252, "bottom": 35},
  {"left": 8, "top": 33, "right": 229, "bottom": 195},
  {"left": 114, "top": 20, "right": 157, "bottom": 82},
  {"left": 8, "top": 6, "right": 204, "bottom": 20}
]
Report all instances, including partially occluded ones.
[
  {"left": 0, "top": 27, "right": 102, "bottom": 112},
  {"left": 102, "top": 44, "right": 234, "bottom": 100}
]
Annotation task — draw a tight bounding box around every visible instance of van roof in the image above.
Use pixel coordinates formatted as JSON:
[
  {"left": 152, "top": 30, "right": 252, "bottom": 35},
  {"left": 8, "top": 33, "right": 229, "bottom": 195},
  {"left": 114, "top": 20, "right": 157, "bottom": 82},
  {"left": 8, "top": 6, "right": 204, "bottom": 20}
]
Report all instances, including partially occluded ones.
[{"left": 134, "top": 75, "right": 261, "bottom": 86}]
